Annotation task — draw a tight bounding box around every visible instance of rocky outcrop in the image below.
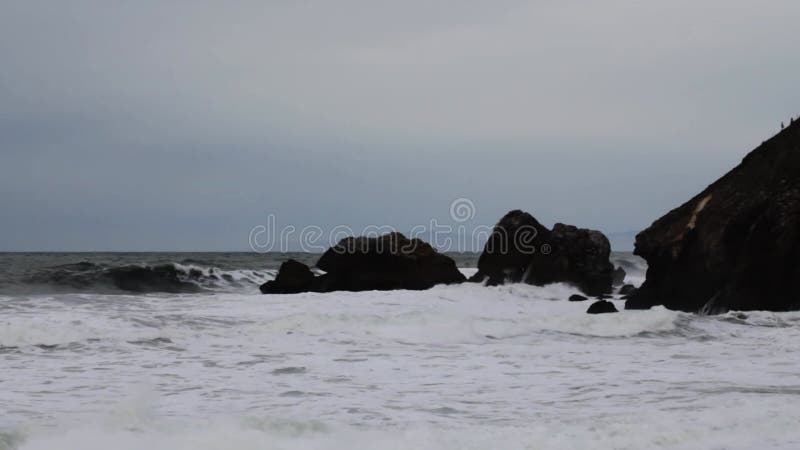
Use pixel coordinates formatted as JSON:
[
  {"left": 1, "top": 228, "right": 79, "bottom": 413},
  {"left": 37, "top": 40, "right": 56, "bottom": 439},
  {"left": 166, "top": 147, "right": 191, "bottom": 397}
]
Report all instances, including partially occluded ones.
[
  {"left": 260, "top": 233, "right": 465, "bottom": 294},
  {"left": 316, "top": 233, "right": 465, "bottom": 291},
  {"left": 587, "top": 300, "right": 618, "bottom": 314},
  {"left": 468, "top": 210, "right": 551, "bottom": 285},
  {"left": 527, "top": 224, "right": 615, "bottom": 295},
  {"left": 470, "top": 210, "right": 615, "bottom": 296},
  {"left": 259, "top": 259, "right": 316, "bottom": 294},
  {"left": 626, "top": 120, "right": 800, "bottom": 313}
]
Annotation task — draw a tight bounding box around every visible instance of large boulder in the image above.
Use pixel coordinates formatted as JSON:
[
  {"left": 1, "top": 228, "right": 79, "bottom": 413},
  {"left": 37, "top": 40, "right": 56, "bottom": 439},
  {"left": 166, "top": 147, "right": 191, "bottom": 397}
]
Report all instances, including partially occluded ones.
[
  {"left": 526, "top": 223, "right": 615, "bottom": 296},
  {"left": 469, "top": 210, "right": 551, "bottom": 285},
  {"left": 470, "top": 211, "right": 615, "bottom": 296},
  {"left": 259, "top": 259, "right": 316, "bottom": 294},
  {"left": 316, "top": 232, "right": 466, "bottom": 291},
  {"left": 626, "top": 120, "right": 800, "bottom": 313},
  {"left": 260, "top": 233, "right": 465, "bottom": 294}
]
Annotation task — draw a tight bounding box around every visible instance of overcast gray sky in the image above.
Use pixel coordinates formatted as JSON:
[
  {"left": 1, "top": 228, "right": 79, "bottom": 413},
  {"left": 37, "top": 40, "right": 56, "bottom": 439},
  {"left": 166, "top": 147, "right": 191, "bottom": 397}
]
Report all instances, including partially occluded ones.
[{"left": 1, "top": 0, "right": 798, "bottom": 251}]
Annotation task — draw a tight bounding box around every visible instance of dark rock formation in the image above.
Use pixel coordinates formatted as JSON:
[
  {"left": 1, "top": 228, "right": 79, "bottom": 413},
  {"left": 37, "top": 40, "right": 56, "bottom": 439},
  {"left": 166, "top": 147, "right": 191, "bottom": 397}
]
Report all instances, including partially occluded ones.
[
  {"left": 260, "top": 233, "right": 465, "bottom": 294},
  {"left": 469, "top": 210, "right": 551, "bottom": 285},
  {"left": 316, "top": 233, "right": 465, "bottom": 291},
  {"left": 626, "top": 120, "right": 800, "bottom": 313},
  {"left": 259, "top": 259, "right": 316, "bottom": 294},
  {"left": 569, "top": 294, "right": 589, "bottom": 302},
  {"left": 526, "top": 224, "right": 615, "bottom": 295},
  {"left": 612, "top": 267, "right": 626, "bottom": 286},
  {"left": 587, "top": 300, "right": 618, "bottom": 314},
  {"left": 470, "top": 211, "right": 615, "bottom": 296}
]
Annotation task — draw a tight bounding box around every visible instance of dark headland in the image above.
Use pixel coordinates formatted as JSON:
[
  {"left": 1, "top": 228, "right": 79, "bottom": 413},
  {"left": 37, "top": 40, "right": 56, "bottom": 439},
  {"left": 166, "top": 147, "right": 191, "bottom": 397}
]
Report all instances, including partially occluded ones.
[{"left": 626, "top": 119, "right": 800, "bottom": 313}]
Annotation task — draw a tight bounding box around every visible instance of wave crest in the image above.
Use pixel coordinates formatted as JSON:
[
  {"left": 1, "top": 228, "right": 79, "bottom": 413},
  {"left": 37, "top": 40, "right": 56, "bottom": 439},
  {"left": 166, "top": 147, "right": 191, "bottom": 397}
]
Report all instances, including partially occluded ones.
[{"left": 20, "top": 262, "right": 272, "bottom": 294}]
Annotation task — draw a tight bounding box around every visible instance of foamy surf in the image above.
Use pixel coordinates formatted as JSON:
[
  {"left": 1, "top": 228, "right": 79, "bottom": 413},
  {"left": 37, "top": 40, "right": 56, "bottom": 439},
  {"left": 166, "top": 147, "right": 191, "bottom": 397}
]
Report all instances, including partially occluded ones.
[
  {"left": 5, "top": 399, "right": 800, "bottom": 450},
  {"left": 3, "top": 253, "right": 800, "bottom": 449}
]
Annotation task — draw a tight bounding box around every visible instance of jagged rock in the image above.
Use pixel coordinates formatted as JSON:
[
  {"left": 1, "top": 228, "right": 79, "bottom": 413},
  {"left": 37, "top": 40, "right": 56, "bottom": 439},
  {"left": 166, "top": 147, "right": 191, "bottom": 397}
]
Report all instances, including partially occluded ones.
[
  {"left": 569, "top": 294, "right": 589, "bottom": 302},
  {"left": 627, "top": 120, "right": 800, "bottom": 313},
  {"left": 612, "top": 266, "right": 626, "bottom": 286},
  {"left": 587, "top": 300, "right": 618, "bottom": 314},
  {"left": 470, "top": 211, "right": 615, "bottom": 296},
  {"left": 526, "top": 223, "right": 615, "bottom": 296},
  {"left": 619, "top": 284, "right": 637, "bottom": 297},
  {"left": 259, "top": 259, "right": 315, "bottom": 294},
  {"left": 469, "top": 210, "right": 551, "bottom": 285}
]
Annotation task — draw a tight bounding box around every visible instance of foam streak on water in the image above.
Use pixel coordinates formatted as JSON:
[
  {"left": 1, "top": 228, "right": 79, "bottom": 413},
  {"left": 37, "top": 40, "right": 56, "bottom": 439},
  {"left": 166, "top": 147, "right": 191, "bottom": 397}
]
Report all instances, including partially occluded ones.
[{"left": 1, "top": 258, "right": 800, "bottom": 449}]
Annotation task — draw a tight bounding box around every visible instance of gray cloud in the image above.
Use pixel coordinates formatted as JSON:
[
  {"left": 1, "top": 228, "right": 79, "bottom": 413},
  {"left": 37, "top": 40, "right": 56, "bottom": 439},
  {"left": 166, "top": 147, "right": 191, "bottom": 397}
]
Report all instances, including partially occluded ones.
[{"left": 1, "top": 0, "right": 798, "bottom": 250}]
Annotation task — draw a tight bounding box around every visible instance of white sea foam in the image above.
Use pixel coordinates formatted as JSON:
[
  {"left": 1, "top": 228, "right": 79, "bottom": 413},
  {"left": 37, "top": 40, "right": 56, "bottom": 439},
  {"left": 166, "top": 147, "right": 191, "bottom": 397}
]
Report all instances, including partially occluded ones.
[
  {"left": 2, "top": 276, "right": 800, "bottom": 449},
  {"left": 9, "top": 402, "right": 800, "bottom": 450}
]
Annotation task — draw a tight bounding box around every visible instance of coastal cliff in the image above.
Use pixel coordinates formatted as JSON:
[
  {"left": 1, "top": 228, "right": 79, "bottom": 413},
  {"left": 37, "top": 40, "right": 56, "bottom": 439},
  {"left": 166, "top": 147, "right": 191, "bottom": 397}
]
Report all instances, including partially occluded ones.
[{"left": 627, "top": 120, "right": 800, "bottom": 313}]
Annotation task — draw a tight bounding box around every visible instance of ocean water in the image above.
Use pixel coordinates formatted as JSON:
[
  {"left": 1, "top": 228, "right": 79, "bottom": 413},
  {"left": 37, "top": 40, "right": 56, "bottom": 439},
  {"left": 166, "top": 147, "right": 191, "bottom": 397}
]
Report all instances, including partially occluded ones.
[{"left": 1, "top": 252, "right": 799, "bottom": 449}]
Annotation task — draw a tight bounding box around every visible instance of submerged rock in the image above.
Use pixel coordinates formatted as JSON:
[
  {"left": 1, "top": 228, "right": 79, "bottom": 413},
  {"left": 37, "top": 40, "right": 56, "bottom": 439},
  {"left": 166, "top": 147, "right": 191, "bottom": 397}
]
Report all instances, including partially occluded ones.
[
  {"left": 627, "top": 120, "right": 800, "bottom": 313},
  {"left": 569, "top": 294, "right": 589, "bottom": 302},
  {"left": 587, "top": 300, "right": 618, "bottom": 314},
  {"left": 470, "top": 211, "right": 615, "bottom": 296},
  {"left": 261, "top": 233, "right": 465, "bottom": 294}
]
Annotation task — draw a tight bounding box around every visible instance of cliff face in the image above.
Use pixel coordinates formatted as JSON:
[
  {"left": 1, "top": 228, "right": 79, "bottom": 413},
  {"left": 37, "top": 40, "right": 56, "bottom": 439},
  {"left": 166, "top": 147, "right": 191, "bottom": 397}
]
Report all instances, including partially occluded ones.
[{"left": 627, "top": 120, "right": 800, "bottom": 313}]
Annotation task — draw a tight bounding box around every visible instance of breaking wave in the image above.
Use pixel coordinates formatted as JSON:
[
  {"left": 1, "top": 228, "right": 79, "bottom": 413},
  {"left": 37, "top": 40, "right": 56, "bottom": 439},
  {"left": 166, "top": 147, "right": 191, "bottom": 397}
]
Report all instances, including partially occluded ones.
[{"left": 15, "top": 261, "right": 274, "bottom": 294}]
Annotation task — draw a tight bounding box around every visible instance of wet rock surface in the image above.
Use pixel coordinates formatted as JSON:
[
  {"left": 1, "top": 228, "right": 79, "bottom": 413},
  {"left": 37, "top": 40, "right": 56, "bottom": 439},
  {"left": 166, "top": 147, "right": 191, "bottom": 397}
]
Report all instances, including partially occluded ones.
[{"left": 470, "top": 211, "right": 615, "bottom": 296}]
